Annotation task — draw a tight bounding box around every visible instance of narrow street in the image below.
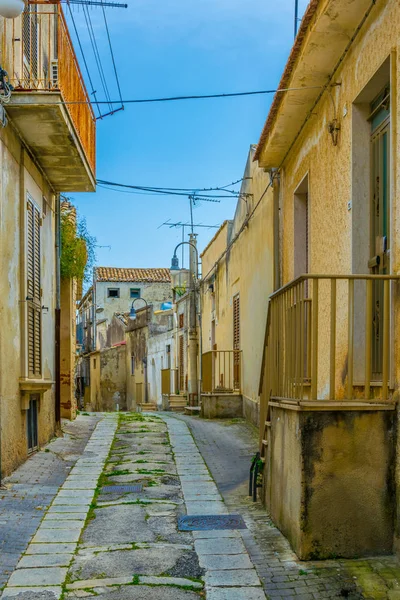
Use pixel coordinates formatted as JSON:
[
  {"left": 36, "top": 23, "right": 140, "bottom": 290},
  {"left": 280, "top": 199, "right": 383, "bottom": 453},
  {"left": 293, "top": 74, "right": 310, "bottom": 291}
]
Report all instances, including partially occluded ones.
[{"left": 1, "top": 412, "right": 400, "bottom": 600}]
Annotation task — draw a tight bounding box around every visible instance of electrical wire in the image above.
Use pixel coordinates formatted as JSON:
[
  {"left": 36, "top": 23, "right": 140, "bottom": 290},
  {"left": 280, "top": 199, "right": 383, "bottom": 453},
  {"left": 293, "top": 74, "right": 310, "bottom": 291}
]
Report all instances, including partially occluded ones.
[
  {"left": 97, "top": 184, "right": 237, "bottom": 199},
  {"left": 66, "top": 0, "right": 101, "bottom": 119},
  {"left": 100, "top": 0, "right": 124, "bottom": 110},
  {"left": 201, "top": 177, "right": 273, "bottom": 283},
  {"left": 15, "top": 85, "right": 323, "bottom": 107},
  {"left": 83, "top": 5, "right": 113, "bottom": 114},
  {"left": 97, "top": 177, "right": 244, "bottom": 194}
]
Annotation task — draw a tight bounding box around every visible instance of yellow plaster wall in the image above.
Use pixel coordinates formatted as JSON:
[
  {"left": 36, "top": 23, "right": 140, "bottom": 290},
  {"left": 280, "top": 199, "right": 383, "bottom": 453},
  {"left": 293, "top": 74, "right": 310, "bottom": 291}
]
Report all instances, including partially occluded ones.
[
  {"left": 0, "top": 125, "right": 56, "bottom": 476},
  {"left": 201, "top": 149, "right": 274, "bottom": 423},
  {"left": 275, "top": 0, "right": 400, "bottom": 401}
]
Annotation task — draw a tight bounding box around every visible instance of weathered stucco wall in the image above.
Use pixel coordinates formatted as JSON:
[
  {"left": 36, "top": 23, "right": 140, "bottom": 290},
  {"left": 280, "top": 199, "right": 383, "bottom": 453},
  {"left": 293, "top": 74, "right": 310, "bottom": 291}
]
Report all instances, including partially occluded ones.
[
  {"left": 274, "top": 0, "right": 400, "bottom": 402},
  {"left": 265, "top": 406, "right": 396, "bottom": 559},
  {"left": 99, "top": 345, "right": 127, "bottom": 411},
  {"left": 201, "top": 148, "right": 274, "bottom": 425},
  {"left": 0, "top": 125, "right": 56, "bottom": 476},
  {"left": 95, "top": 281, "right": 172, "bottom": 327},
  {"left": 60, "top": 278, "right": 77, "bottom": 419}
]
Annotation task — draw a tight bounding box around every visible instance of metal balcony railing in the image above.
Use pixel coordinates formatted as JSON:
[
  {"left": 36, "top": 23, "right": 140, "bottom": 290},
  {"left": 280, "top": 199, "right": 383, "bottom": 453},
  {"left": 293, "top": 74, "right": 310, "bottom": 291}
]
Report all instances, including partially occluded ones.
[
  {"left": 259, "top": 274, "right": 400, "bottom": 419},
  {"left": 0, "top": 6, "right": 95, "bottom": 173},
  {"left": 202, "top": 350, "right": 242, "bottom": 394}
]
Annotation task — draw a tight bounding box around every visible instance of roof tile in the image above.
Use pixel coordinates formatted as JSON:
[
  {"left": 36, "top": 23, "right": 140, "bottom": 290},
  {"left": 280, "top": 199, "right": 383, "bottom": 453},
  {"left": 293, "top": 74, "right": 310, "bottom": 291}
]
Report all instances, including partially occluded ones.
[{"left": 95, "top": 267, "right": 171, "bottom": 283}]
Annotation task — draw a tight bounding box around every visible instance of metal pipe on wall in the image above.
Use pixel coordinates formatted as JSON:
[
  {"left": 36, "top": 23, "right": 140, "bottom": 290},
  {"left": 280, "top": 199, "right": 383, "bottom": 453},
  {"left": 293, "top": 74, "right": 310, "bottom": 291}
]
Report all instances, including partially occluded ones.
[{"left": 55, "top": 193, "right": 61, "bottom": 426}]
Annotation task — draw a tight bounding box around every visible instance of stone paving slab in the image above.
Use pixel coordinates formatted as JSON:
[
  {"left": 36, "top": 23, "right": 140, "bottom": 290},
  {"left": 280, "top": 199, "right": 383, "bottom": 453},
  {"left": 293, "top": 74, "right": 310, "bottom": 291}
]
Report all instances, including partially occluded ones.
[
  {"left": 7, "top": 567, "right": 67, "bottom": 587},
  {"left": 1, "top": 416, "right": 118, "bottom": 599},
  {"left": 0, "top": 416, "right": 101, "bottom": 593},
  {"left": 1, "top": 586, "right": 62, "bottom": 599}
]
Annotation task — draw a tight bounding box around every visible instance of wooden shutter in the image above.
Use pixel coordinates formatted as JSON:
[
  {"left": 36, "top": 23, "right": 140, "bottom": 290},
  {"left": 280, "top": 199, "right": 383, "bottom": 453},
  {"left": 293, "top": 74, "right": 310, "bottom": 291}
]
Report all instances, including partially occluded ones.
[
  {"left": 27, "top": 198, "right": 41, "bottom": 378},
  {"left": 233, "top": 294, "right": 240, "bottom": 350}
]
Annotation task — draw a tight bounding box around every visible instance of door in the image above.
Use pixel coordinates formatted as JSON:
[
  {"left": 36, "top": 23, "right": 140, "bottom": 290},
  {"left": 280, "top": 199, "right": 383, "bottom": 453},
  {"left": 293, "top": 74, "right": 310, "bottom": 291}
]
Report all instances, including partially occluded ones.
[
  {"left": 369, "top": 85, "right": 390, "bottom": 380},
  {"left": 27, "top": 395, "right": 38, "bottom": 453}
]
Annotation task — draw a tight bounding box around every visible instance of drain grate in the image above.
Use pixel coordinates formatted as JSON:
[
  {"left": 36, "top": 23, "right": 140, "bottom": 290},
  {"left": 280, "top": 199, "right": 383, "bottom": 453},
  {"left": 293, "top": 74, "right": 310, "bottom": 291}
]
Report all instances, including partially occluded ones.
[
  {"left": 101, "top": 484, "right": 143, "bottom": 494},
  {"left": 178, "top": 514, "right": 247, "bottom": 531}
]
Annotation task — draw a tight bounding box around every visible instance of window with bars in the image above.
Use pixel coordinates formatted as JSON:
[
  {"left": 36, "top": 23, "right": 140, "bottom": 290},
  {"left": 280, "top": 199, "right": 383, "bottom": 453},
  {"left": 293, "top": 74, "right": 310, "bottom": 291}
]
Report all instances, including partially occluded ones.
[
  {"left": 27, "top": 197, "right": 41, "bottom": 378},
  {"left": 179, "top": 313, "right": 184, "bottom": 329}
]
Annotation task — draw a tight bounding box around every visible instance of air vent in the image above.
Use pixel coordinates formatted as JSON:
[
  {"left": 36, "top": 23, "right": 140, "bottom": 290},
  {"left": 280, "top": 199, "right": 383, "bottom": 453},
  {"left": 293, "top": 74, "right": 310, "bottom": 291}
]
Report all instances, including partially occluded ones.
[{"left": 50, "top": 59, "right": 58, "bottom": 87}]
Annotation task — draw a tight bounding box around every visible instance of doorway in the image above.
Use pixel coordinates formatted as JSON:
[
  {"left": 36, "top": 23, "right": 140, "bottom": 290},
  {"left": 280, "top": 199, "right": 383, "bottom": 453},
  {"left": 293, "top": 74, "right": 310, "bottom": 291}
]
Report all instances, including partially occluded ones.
[
  {"left": 294, "top": 175, "right": 309, "bottom": 279},
  {"left": 27, "top": 394, "right": 38, "bottom": 453},
  {"left": 369, "top": 84, "right": 390, "bottom": 380}
]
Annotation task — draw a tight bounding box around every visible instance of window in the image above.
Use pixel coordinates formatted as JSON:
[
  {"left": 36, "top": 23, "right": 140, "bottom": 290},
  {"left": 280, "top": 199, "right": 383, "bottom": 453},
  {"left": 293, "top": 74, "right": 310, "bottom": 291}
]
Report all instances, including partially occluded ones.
[
  {"left": 107, "top": 288, "right": 120, "bottom": 298},
  {"left": 93, "top": 358, "right": 97, "bottom": 369},
  {"left": 179, "top": 313, "right": 184, "bottom": 329},
  {"left": 22, "top": 5, "right": 38, "bottom": 80},
  {"left": 27, "top": 197, "right": 41, "bottom": 378},
  {"left": 130, "top": 288, "right": 141, "bottom": 299},
  {"left": 131, "top": 355, "right": 135, "bottom": 375}
]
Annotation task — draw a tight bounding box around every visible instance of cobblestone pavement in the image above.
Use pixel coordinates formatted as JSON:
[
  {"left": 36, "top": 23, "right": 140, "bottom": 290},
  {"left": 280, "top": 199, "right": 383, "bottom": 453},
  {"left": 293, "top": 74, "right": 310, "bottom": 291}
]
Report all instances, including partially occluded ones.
[
  {"left": 177, "top": 414, "right": 400, "bottom": 600},
  {"left": 0, "top": 414, "right": 101, "bottom": 593}
]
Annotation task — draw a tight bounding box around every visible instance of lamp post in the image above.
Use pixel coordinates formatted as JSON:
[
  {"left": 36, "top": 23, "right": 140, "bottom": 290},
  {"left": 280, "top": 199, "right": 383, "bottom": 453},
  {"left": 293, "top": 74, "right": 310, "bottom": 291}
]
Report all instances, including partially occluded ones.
[
  {"left": 170, "top": 237, "right": 201, "bottom": 406},
  {"left": 129, "top": 297, "right": 149, "bottom": 321}
]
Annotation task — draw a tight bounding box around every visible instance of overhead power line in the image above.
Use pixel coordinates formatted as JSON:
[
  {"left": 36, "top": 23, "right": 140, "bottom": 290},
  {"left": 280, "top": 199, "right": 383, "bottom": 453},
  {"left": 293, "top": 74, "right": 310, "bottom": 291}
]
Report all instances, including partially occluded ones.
[
  {"left": 101, "top": 0, "right": 124, "bottom": 112},
  {"left": 96, "top": 178, "right": 245, "bottom": 199},
  {"left": 18, "top": 86, "right": 323, "bottom": 108}
]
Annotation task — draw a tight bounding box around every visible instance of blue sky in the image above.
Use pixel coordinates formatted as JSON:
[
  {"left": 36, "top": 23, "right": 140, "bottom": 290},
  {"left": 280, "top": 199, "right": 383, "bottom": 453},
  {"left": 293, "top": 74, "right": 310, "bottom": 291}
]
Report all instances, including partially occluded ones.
[{"left": 66, "top": 0, "right": 309, "bottom": 271}]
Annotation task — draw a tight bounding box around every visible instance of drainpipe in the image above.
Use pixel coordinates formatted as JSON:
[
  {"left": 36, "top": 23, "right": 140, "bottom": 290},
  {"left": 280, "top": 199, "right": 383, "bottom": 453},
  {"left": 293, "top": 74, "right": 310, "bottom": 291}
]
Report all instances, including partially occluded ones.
[{"left": 55, "top": 193, "right": 61, "bottom": 426}]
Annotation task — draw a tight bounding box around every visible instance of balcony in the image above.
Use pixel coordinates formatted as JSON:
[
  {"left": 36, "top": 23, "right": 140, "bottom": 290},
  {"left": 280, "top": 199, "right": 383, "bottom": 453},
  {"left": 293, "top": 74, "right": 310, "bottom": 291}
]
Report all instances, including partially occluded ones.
[
  {"left": 1, "top": 5, "right": 95, "bottom": 191},
  {"left": 203, "top": 350, "right": 242, "bottom": 394},
  {"left": 260, "top": 274, "right": 400, "bottom": 419}
]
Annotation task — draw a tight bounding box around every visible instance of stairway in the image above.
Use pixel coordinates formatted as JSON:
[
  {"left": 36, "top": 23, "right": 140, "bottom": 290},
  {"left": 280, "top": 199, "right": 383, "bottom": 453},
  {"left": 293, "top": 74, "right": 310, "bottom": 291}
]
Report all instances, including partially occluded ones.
[
  {"left": 138, "top": 402, "right": 158, "bottom": 412},
  {"left": 169, "top": 395, "right": 187, "bottom": 412}
]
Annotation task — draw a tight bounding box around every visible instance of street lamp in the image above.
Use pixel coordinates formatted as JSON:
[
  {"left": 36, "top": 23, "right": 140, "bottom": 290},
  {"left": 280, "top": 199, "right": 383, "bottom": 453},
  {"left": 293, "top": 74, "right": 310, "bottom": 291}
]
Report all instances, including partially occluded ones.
[
  {"left": 129, "top": 297, "right": 148, "bottom": 321},
  {"left": 0, "top": 0, "right": 25, "bottom": 19},
  {"left": 170, "top": 242, "right": 199, "bottom": 276}
]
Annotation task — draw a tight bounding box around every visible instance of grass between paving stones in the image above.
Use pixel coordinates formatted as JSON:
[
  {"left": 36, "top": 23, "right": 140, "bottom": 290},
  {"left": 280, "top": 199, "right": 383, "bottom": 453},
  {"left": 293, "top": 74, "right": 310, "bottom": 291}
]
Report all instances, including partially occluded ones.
[{"left": 104, "top": 469, "right": 132, "bottom": 477}]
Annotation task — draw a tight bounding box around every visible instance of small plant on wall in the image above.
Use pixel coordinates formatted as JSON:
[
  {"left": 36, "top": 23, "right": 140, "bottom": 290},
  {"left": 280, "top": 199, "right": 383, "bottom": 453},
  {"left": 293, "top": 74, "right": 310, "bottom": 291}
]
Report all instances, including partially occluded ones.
[{"left": 60, "top": 203, "right": 96, "bottom": 283}]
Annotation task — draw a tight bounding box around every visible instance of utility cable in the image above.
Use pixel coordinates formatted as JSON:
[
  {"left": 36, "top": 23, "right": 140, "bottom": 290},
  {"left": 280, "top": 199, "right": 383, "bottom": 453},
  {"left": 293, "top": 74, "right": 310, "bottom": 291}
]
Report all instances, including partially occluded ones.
[
  {"left": 17, "top": 85, "right": 323, "bottom": 107},
  {"left": 66, "top": 0, "right": 101, "bottom": 119},
  {"left": 97, "top": 177, "right": 245, "bottom": 194},
  {"left": 100, "top": 0, "right": 124, "bottom": 110},
  {"left": 83, "top": 5, "right": 113, "bottom": 114}
]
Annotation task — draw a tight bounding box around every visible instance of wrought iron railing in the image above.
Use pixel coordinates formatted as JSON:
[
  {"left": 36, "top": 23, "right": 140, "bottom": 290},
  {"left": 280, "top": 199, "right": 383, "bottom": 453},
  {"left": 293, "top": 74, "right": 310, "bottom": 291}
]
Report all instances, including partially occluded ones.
[
  {"left": 202, "top": 350, "right": 242, "bottom": 394},
  {"left": 0, "top": 6, "right": 95, "bottom": 173}
]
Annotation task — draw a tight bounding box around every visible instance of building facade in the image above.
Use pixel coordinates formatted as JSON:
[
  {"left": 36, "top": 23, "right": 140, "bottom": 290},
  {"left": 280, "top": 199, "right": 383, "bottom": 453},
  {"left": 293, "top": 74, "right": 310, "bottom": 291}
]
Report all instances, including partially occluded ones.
[
  {"left": 256, "top": 0, "right": 400, "bottom": 560},
  {"left": 200, "top": 148, "right": 274, "bottom": 424},
  {"left": 0, "top": 3, "right": 95, "bottom": 476}
]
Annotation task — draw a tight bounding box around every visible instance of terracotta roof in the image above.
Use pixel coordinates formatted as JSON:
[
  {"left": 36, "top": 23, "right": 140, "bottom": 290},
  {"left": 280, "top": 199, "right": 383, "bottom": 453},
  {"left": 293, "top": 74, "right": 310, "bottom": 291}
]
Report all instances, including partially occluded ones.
[
  {"left": 95, "top": 267, "right": 171, "bottom": 283},
  {"left": 254, "top": 0, "right": 320, "bottom": 162}
]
